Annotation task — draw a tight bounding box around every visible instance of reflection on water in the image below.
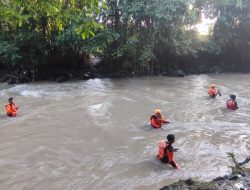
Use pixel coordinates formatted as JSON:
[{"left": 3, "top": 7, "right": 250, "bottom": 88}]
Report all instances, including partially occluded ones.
[{"left": 0, "top": 74, "right": 250, "bottom": 190}]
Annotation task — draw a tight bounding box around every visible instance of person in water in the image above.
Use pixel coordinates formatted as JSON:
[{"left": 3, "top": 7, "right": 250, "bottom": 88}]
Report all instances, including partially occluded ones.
[
  {"left": 5, "top": 97, "right": 18, "bottom": 117},
  {"left": 208, "top": 83, "right": 221, "bottom": 98},
  {"left": 226, "top": 94, "right": 238, "bottom": 110},
  {"left": 150, "top": 109, "right": 169, "bottom": 128},
  {"left": 157, "top": 134, "right": 179, "bottom": 169}
]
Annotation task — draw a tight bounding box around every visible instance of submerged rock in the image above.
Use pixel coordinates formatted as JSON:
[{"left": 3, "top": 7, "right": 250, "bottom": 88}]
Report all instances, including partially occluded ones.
[
  {"left": 210, "top": 65, "right": 222, "bottom": 73},
  {"left": 170, "top": 69, "right": 185, "bottom": 77},
  {"left": 162, "top": 69, "right": 185, "bottom": 77},
  {"left": 56, "top": 76, "right": 68, "bottom": 83}
]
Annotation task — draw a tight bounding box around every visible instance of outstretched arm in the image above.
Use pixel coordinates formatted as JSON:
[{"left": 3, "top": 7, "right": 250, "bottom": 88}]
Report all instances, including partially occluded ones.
[
  {"left": 161, "top": 119, "right": 169, "bottom": 124},
  {"left": 217, "top": 89, "right": 222, "bottom": 96},
  {"left": 167, "top": 149, "right": 178, "bottom": 169},
  {"left": 169, "top": 160, "right": 178, "bottom": 168},
  {"left": 235, "top": 102, "right": 238, "bottom": 110}
]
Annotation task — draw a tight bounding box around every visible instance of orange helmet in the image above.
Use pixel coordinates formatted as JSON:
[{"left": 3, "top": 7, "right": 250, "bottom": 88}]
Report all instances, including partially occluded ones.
[
  {"left": 154, "top": 109, "right": 161, "bottom": 114},
  {"left": 210, "top": 83, "right": 216, "bottom": 88}
]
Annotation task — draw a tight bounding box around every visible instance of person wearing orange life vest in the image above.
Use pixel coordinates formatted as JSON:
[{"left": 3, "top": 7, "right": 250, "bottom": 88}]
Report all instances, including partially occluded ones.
[
  {"left": 157, "top": 134, "right": 179, "bottom": 169},
  {"left": 208, "top": 83, "right": 221, "bottom": 98},
  {"left": 5, "top": 97, "right": 18, "bottom": 117},
  {"left": 150, "top": 109, "right": 169, "bottom": 128},
  {"left": 226, "top": 94, "right": 238, "bottom": 110}
]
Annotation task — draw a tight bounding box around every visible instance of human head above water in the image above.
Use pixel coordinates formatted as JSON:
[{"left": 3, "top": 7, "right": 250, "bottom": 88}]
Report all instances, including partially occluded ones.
[
  {"left": 230, "top": 94, "right": 236, "bottom": 100},
  {"left": 154, "top": 109, "right": 162, "bottom": 117},
  {"left": 210, "top": 83, "right": 216, "bottom": 88},
  {"left": 8, "top": 97, "right": 14, "bottom": 103},
  {"left": 167, "top": 134, "right": 175, "bottom": 143}
]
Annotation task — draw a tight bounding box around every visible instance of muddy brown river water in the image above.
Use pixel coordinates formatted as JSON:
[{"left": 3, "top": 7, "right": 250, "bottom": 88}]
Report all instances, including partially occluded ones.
[{"left": 0, "top": 74, "right": 250, "bottom": 190}]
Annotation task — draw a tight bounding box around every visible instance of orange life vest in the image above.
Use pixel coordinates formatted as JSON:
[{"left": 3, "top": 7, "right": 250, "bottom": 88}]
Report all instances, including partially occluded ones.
[
  {"left": 150, "top": 114, "right": 162, "bottom": 127},
  {"left": 157, "top": 140, "right": 174, "bottom": 161},
  {"left": 208, "top": 88, "right": 217, "bottom": 98},
  {"left": 5, "top": 103, "right": 18, "bottom": 117},
  {"left": 157, "top": 140, "right": 167, "bottom": 160},
  {"left": 226, "top": 100, "right": 237, "bottom": 110}
]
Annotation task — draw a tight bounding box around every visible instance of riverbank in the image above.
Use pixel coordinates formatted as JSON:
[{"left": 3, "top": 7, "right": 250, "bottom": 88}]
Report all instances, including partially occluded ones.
[
  {"left": 161, "top": 170, "right": 250, "bottom": 190},
  {"left": 0, "top": 67, "right": 186, "bottom": 85},
  {"left": 0, "top": 61, "right": 223, "bottom": 84},
  {"left": 161, "top": 156, "right": 250, "bottom": 190}
]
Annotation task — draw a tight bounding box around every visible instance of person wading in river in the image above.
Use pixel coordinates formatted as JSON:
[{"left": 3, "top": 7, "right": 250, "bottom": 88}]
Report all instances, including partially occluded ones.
[
  {"left": 157, "top": 134, "right": 179, "bottom": 169},
  {"left": 150, "top": 109, "right": 169, "bottom": 128},
  {"left": 226, "top": 94, "right": 238, "bottom": 110},
  {"left": 5, "top": 97, "right": 18, "bottom": 117},
  {"left": 208, "top": 83, "right": 221, "bottom": 98}
]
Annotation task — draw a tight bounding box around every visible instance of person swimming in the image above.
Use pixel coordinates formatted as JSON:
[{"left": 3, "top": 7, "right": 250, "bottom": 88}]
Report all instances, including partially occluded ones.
[
  {"left": 5, "top": 97, "right": 18, "bottom": 117},
  {"left": 157, "top": 134, "right": 180, "bottom": 169},
  {"left": 208, "top": 83, "right": 221, "bottom": 98},
  {"left": 226, "top": 94, "right": 238, "bottom": 110},
  {"left": 150, "top": 109, "right": 169, "bottom": 128}
]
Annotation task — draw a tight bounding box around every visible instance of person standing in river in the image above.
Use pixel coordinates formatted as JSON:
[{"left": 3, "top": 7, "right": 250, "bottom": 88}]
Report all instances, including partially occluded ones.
[
  {"left": 150, "top": 109, "right": 169, "bottom": 128},
  {"left": 226, "top": 94, "right": 238, "bottom": 110},
  {"left": 5, "top": 97, "right": 18, "bottom": 117},
  {"left": 208, "top": 83, "right": 221, "bottom": 98},
  {"left": 157, "top": 134, "right": 179, "bottom": 169}
]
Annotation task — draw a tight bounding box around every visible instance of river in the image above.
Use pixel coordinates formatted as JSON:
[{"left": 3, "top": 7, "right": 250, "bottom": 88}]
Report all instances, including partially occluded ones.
[{"left": 0, "top": 74, "right": 250, "bottom": 190}]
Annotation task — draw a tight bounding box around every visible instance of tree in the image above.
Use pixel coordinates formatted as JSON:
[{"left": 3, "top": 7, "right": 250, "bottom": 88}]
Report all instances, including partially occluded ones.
[
  {"left": 0, "top": 0, "right": 105, "bottom": 70},
  {"left": 201, "top": 0, "right": 250, "bottom": 71},
  {"left": 95, "top": 0, "right": 200, "bottom": 76}
]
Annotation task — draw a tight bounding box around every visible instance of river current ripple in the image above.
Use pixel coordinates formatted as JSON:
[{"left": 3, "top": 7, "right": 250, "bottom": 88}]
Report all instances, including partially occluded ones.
[{"left": 0, "top": 74, "right": 250, "bottom": 190}]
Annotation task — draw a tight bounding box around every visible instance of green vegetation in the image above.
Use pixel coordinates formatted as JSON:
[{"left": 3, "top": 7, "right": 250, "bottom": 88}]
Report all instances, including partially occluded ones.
[
  {"left": 0, "top": 0, "right": 104, "bottom": 82},
  {"left": 200, "top": 0, "right": 250, "bottom": 71},
  {"left": 227, "top": 152, "right": 250, "bottom": 174},
  {"left": 1, "top": 0, "right": 250, "bottom": 82}
]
